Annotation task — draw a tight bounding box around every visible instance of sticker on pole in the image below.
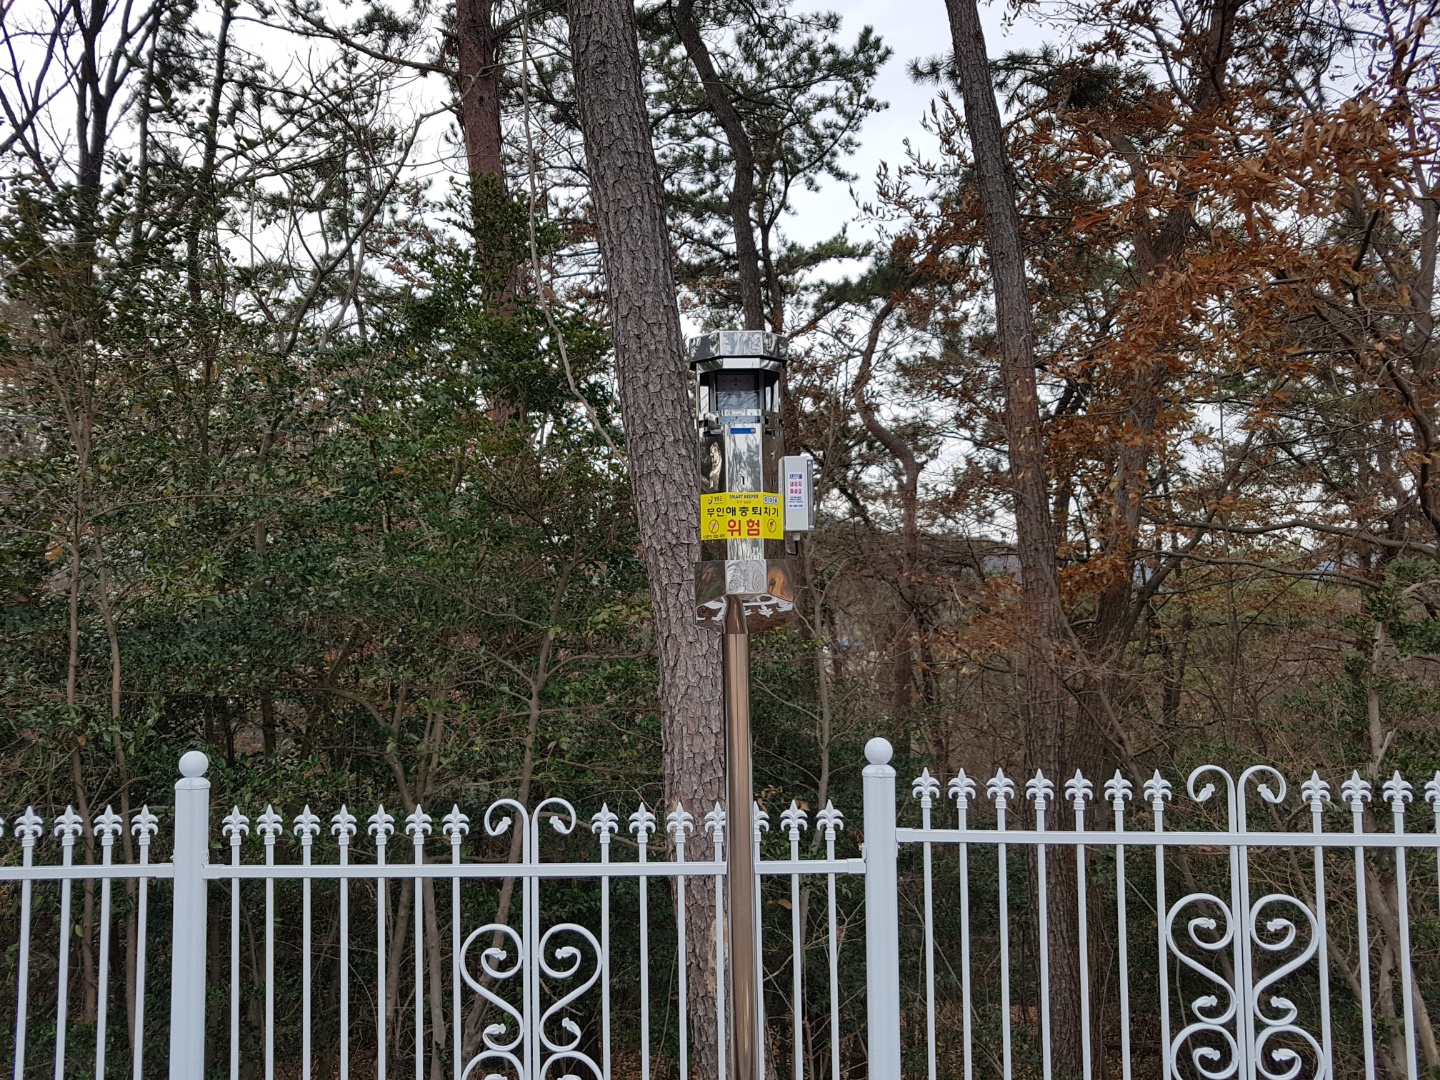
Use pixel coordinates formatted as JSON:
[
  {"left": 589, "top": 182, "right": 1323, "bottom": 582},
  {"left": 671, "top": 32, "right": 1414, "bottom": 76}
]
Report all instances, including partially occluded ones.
[{"left": 700, "top": 491, "right": 783, "bottom": 540}]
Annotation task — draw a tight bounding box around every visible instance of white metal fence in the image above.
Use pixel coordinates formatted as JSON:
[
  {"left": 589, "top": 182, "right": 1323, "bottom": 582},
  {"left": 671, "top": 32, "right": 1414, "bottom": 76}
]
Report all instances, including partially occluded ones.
[{"left": 2, "top": 739, "right": 1439, "bottom": 1080}]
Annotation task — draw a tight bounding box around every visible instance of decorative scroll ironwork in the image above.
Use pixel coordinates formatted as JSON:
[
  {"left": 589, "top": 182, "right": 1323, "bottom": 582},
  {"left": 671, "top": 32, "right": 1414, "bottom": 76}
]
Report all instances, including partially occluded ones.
[
  {"left": 459, "top": 796, "right": 605, "bottom": 1080},
  {"left": 1157, "top": 765, "right": 1328, "bottom": 1080}
]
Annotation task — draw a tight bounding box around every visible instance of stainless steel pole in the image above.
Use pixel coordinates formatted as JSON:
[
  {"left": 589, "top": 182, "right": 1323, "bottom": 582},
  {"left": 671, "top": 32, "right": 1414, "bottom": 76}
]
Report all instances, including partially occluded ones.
[{"left": 723, "top": 594, "right": 759, "bottom": 1080}]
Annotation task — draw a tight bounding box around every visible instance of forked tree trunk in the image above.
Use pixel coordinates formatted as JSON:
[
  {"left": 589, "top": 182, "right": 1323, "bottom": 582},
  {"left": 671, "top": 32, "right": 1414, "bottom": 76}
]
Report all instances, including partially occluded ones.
[
  {"left": 567, "top": 1, "right": 725, "bottom": 1075},
  {"left": 943, "top": 1, "right": 1082, "bottom": 1075}
]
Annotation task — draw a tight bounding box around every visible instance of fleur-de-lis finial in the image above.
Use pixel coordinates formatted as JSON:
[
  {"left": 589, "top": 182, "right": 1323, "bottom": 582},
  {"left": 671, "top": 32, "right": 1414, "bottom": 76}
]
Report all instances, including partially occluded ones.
[
  {"left": 591, "top": 804, "right": 619, "bottom": 840},
  {"left": 667, "top": 803, "right": 695, "bottom": 840},
  {"left": 948, "top": 770, "right": 976, "bottom": 810},
  {"left": 257, "top": 806, "right": 284, "bottom": 841},
  {"left": 816, "top": 801, "right": 844, "bottom": 839},
  {"left": 629, "top": 803, "right": 656, "bottom": 843},
  {"left": 15, "top": 807, "right": 43, "bottom": 844},
  {"left": 132, "top": 806, "right": 158, "bottom": 844},
  {"left": 781, "top": 800, "right": 808, "bottom": 837},
  {"left": 1065, "top": 770, "right": 1094, "bottom": 810},
  {"left": 1105, "top": 771, "right": 1133, "bottom": 808},
  {"left": 1300, "top": 772, "right": 1331, "bottom": 811},
  {"left": 331, "top": 806, "right": 357, "bottom": 842},
  {"left": 1025, "top": 771, "right": 1054, "bottom": 812},
  {"left": 405, "top": 806, "right": 433, "bottom": 839},
  {"left": 368, "top": 806, "right": 395, "bottom": 840},
  {"left": 94, "top": 806, "right": 123, "bottom": 844},
  {"left": 703, "top": 803, "right": 726, "bottom": 843},
  {"left": 293, "top": 806, "right": 321, "bottom": 842},
  {"left": 753, "top": 801, "right": 770, "bottom": 838},
  {"left": 54, "top": 805, "right": 83, "bottom": 842},
  {"left": 1143, "top": 771, "right": 1172, "bottom": 808},
  {"left": 0, "top": 815, "right": 5, "bottom": 839},
  {"left": 443, "top": 805, "right": 470, "bottom": 841},
  {"left": 987, "top": 769, "right": 1015, "bottom": 808},
  {"left": 1425, "top": 772, "right": 1440, "bottom": 817},
  {"left": 1382, "top": 771, "right": 1413, "bottom": 813},
  {"left": 1341, "top": 771, "right": 1372, "bottom": 811},
  {"left": 223, "top": 807, "right": 250, "bottom": 842},
  {"left": 912, "top": 769, "right": 940, "bottom": 808}
]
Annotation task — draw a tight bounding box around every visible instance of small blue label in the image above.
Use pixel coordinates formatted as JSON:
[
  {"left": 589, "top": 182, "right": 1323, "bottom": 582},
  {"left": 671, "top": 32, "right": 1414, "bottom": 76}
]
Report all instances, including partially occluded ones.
[{"left": 729, "top": 426, "right": 755, "bottom": 434}]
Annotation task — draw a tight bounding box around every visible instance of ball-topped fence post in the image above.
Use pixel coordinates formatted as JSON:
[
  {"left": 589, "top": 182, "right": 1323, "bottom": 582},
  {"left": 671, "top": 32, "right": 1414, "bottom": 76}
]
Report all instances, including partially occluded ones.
[{"left": 863, "top": 737, "right": 901, "bottom": 1079}]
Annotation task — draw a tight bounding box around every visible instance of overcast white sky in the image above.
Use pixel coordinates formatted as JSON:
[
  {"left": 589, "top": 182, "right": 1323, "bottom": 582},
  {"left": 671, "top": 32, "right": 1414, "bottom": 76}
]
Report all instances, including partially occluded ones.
[{"left": 782, "top": 0, "right": 1050, "bottom": 251}]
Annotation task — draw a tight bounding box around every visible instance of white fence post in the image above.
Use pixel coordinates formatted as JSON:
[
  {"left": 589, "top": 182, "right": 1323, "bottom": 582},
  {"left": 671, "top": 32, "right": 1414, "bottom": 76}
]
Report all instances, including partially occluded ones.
[
  {"left": 863, "top": 737, "right": 901, "bottom": 1080},
  {"left": 170, "top": 751, "right": 211, "bottom": 1079}
]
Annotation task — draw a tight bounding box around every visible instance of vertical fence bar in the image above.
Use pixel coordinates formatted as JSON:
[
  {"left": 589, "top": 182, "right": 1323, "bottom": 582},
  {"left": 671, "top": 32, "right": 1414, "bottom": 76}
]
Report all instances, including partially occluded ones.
[
  {"left": 913, "top": 771, "right": 938, "bottom": 1080},
  {"left": 296, "top": 808, "right": 320, "bottom": 1080},
  {"left": 371, "top": 808, "right": 395, "bottom": 1080},
  {"left": 989, "top": 770, "right": 1015, "bottom": 1080},
  {"left": 132, "top": 808, "right": 157, "bottom": 1080},
  {"left": 1344, "top": 774, "right": 1376, "bottom": 1080},
  {"left": 444, "top": 807, "right": 469, "bottom": 1080},
  {"left": 95, "top": 808, "right": 121, "bottom": 1080},
  {"left": 263, "top": 811, "right": 279, "bottom": 1079},
  {"left": 53, "top": 807, "right": 80, "bottom": 1080},
  {"left": 782, "top": 801, "right": 807, "bottom": 1080},
  {"left": 334, "top": 808, "right": 357, "bottom": 1080},
  {"left": 862, "top": 738, "right": 900, "bottom": 1080},
  {"left": 1302, "top": 774, "right": 1333, "bottom": 1080},
  {"left": 259, "top": 805, "right": 282, "bottom": 1080},
  {"left": 1430, "top": 775, "right": 1440, "bottom": 919},
  {"left": 1105, "top": 775, "right": 1132, "bottom": 1080},
  {"left": 1383, "top": 775, "right": 1418, "bottom": 1080},
  {"left": 948, "top": 774, "right": 975, "bottom": 1080},
  {"left": 1027, "top": 774, "right": 1053, "bottom": 1080},
  {"left": 1145, "top": 773, "right": 1172, "bottom": 1080},
  {"left": 1066, "top": 773, "right": 1094, "bottom": 1080},
  {"left": 1231, "top": 779, "right": 1252, "bottom": 1080},
  {"left": 595, "top": 805, "right": 619, "bottom": 1080},
  {"left": 523, "top": 810, "right": 537, "bottom": 1080},
  {"left": 754, "top": 803, "right": 769, "bottom": 1080},
  {"left": 223, "top": 808, "right": 250, "bottom": 1080},
  {"left": 12, "top": 809, "right": 41, "bottom": 1080},
  {"left": 816, "top": 803, "right": 843, "bottom": 1080},
  {"left": 170, "top": 751, "right": 211, "bottom": 1080},
  {"left": 670, "top": 805, "right": 695, "bottom": 1080},
  {"left": 407, "top": 807, "right": 431, "bottom": 1080},
  {"left": 632, "top": 805, "right": 655, "bottom": 1080},
  {"left": 705, "top": 805, "right": 726, "bottom": 1080}
]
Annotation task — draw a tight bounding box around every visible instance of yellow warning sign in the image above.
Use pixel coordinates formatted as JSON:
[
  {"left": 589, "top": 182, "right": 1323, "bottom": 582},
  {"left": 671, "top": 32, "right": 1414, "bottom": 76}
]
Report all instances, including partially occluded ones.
[{"left": 700, "top": 491, "right": 783, "bottom": 541}]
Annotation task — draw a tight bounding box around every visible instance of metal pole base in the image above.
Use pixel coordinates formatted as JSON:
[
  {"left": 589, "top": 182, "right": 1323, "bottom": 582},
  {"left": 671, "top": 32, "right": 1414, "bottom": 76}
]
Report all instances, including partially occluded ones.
[{"left": 723, "top": 595, "right": 760, "bottom": 1080}]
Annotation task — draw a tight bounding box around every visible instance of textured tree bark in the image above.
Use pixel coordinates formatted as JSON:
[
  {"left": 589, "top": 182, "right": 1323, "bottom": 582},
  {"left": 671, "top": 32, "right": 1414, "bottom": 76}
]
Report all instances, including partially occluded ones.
[
  {"left": 453, "top": 0, "right": 505, "bottom": 181},
  {"left": 567, "top": 0, "right": 724, "bottom": 1074},
  {"left": 943, "top": 1, "right": 1082, "bottom": 1075}
]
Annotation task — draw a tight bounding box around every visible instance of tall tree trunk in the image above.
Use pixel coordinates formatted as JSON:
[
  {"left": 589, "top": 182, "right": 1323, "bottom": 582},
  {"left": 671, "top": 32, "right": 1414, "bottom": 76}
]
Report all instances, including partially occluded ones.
[
  {"left": 943, "top": 2, "right": 1081, "bottom": 1075},
  {"left": 670, "top": 0, "right": 765, "bottom": 329},
  {"left": 454, "top": 0, "right": 505, "bottom": 182},
  {"left": 567, "top": 1, "right": 724, "bottom": 1074}
]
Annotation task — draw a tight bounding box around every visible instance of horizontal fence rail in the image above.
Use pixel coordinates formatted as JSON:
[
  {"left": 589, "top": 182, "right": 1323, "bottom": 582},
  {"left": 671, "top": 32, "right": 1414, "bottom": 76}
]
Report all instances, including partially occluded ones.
[{"left": 3, "top": 742, "right": 1438, "bottom": 1080}]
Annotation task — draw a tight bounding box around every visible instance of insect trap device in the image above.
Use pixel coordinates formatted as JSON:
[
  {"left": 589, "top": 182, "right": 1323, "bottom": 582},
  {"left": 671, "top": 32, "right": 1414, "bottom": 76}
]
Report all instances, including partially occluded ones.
[{"left": 689, "top": 330, "right": 813, "bottom": 630}]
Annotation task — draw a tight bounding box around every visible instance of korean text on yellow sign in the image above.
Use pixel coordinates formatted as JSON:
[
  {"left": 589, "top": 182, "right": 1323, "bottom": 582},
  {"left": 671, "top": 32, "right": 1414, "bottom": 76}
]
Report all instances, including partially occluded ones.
[{"left": 700, "top": 491, "right": 783, "bottom": 541}]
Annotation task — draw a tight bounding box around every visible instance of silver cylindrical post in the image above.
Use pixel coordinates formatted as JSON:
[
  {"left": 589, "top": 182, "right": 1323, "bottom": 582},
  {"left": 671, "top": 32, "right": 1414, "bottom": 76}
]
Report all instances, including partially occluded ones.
[{"left": 723, "top": 595, "right": 759, "bottom": 1080}]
